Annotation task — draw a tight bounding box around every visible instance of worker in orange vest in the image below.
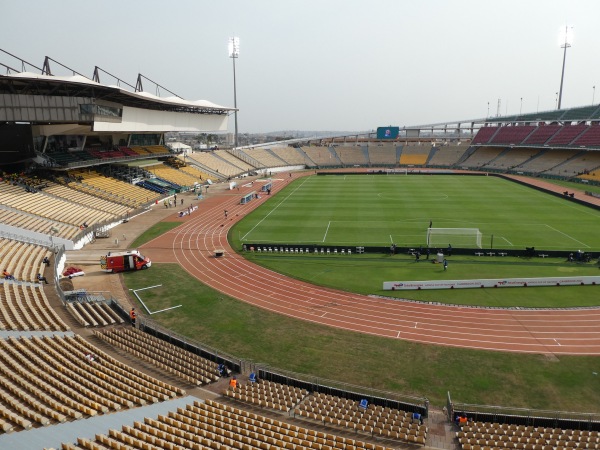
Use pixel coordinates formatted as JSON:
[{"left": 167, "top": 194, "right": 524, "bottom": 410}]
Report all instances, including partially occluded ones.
[{"left": 130, "top": 307, "right": 137, "bottom": 327}]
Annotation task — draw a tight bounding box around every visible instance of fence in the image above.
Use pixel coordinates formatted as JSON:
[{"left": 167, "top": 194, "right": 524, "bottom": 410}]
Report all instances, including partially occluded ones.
[
  {"left": 449, "top": 398, "right": 600, "bottom": 430},
  {"left": 257, "top": 364, "right": 429, "bottom": 417}
]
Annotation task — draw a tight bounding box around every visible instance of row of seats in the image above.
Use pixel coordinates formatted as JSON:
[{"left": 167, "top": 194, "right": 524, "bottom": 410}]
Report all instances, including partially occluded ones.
[
  {"left": 0, "top": 207, "right": 80, "bottom": 240},
  {"left": 131, "top": 145, "right": 171, "bottom": 155},
  {"left": 269, "top": 147, "right": 308, "bottom": 165},
  {"left": 0, "top": 282, "right": 68, "bottom": 331},
  {"left": 399, "top": 154, "right": 428, "bottom": 165},
  {"left": 0, "top": 238, "right": 51, "bottom": 283},
  {"left": 94, "top": 327, "right": 220, "bottom": 385},
  {"left": 302, "top": 147, "right": 341, "bottom": 166},
  {"left": 428, "top": 146, "right": 470, "bottom": 166},
  {"left": 457, "top": 421, "right": 600, "bottom": 450},
  {"left": 222, "top": 379, "right": 425, "bottom": 445},
  {"left": 224, "top": 380, "right": 309, "bottom": 412},
  {"left": 473, "top": 124, "right": 600, "bottom": 148},
  {"left": 239, "top": 148, "right": 288, "bottom": 168},
  {"left": 0, "top": 182, "right": 118, "bottom": 228},
  {"left": 66, "top": 301, "right": 124, "bottom": 328},
  {"left": 44, "top": 183, "right": 131, "bottom": 216},
  {"left": 335, "top": 147, "right": 369, "bottom": 166},
  {"left": 69, "top": 169, "right": 161, "bottom": 207},
  {"left": 179, "top": 163, "right": 212, "bottom": 182},
  {"left": 186, "top": 151, "right": 240, "bottom": 177},
  {"left": 0, "top": 334, "right": 184, "bottom": 432},
  {"left": 60, "top": 398, "right": 396, "bottom": 449},
  {"left": 368, "top": 146, "right": 399, "bottom": 165},
  {"left": 46, "top": 146, "right": 150, "bottom": 166},
  {"left": 215, "top": 150, "right": 255, "bottom": 173},
  {"left": 148, "top": 164, "right": 203, "bottom": 189},
  {"left": 294, "top": 392, "right": 426, "bottom": 444},
  {"left": 175, "top": 145, "right": 597, "bottom": 181}
]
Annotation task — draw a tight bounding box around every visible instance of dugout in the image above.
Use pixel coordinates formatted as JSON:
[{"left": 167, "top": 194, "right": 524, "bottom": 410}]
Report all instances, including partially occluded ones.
[{"left": 261, "top": 182, "right": 272, "bottom": 192}]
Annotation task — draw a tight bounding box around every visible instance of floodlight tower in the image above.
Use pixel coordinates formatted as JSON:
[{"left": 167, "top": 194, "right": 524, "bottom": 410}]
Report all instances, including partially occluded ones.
[
  {"left": 557, "top": 26, "right": 573, "bottom": 110},
  {"left": 228, "top": 37, "right": 240, "bottom": 149}
]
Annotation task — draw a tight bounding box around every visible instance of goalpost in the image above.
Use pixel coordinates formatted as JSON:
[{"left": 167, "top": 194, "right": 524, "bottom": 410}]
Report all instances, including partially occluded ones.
[{"left": 426, "top": 228, "right": 483, "bottom": 249}]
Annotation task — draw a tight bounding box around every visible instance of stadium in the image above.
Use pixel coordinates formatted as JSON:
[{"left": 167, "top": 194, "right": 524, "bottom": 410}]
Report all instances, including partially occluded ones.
[{"left": 0, "top": 47, "right": 600, "bottom": 450}]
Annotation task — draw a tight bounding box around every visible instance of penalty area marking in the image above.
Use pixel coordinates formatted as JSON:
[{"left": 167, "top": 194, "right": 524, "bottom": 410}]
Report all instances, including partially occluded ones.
[
  {"left": 322, "top": 221, "right": 331, "bottom": 242},
  {"left": 498, "top": 236, "right": 514, "bottom": 246},
  {"left": 545, "top": 224, "right": 590, "bottom": 248},
  {"left": 131, "top": 284, "right": 182, "bottom": 315}
]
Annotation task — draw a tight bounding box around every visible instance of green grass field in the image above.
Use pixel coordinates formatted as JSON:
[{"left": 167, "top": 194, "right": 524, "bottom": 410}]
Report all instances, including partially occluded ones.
[
  {"left": 230, "top": 174, "right": 600, "bottom": 307},
  {"left": 233, "top": 175, "right": 600, "bottom": 250}
]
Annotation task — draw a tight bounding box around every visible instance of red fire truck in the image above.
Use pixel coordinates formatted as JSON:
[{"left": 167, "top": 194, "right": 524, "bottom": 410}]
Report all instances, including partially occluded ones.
[{"left": 100, "top": 250, "right": 151, "bottom": 273}]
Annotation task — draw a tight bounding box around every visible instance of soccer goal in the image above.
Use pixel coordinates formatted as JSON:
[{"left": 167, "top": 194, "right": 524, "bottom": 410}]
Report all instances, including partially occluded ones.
[{"left": 426, "top": 228, "right": 483, "bottom": 249}]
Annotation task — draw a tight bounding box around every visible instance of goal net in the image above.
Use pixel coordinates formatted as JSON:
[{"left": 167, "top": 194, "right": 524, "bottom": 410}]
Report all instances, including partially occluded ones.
[{"left": 426, "top": 228, "right": 482, "bottom": 249}]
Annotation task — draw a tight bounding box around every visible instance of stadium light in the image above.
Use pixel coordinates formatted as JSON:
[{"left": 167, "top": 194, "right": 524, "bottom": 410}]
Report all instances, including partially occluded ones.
[
  {"left": 593, "top": 86, "right": 596, "bottom": 105},
  {"left": 520, "top": 97, "right": 523, "bottom": 115},
  {"left": 228, "top": 37, "right": 240, "bottom": 149},
  {"left": 557, "top": 25, "right": 573, "bottom": 110}
]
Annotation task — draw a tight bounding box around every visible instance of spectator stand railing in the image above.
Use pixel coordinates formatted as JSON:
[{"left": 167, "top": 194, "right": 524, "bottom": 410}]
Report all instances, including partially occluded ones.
[
  {"left": 450, "top": 399, "right": 600, "bottom": 430},
  {"left": 137, "top": 314, "right": 242, "bottom": 374},
  {"left": 255, "top": 364, "right": 429, "bottom": 418}
]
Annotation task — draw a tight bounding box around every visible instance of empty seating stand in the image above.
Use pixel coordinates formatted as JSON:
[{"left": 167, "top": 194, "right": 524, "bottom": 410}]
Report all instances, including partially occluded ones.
[
  {"left": 456, "top": 419, "right": 600, "bottom": 450},
  {"left": 224, "top": 379, "right": 309, "bottom": 412},
  {"left": 60, "top": 398, "right": 399, "bottom": 450},
  {"left": 294, "top": 391, "right": 427, "bottom": 444},
  {"left": 94, "top": 327, "right": 220, "bottom": 385}
]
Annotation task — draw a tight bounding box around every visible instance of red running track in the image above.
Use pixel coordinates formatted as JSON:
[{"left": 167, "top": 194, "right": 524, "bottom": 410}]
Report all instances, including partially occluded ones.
[{"left": 142, "top": 173, "right": 600, "bottom": 355}]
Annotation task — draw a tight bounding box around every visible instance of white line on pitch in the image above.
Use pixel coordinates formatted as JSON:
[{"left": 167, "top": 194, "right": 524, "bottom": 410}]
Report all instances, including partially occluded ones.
[
  {"left": 323, "top": 221, "right": 331, "bottom": 242},
  {"left": 554, "top": 339, "right": 561, "bottom": 346},
  {"left": 545, "top": 224, "right": 590, "bottom": 248},
  {"left": 321, "top": 313, "right": 327, "bottom": 317},
  {"left": 241, "top": 176, "right": 310, "bottom": 240},
  {"left": 389, "top": 235, "right": 394, "bottom": 243},
  {"left": 396, "top": 331, "right": 401, "bottom": 338}
]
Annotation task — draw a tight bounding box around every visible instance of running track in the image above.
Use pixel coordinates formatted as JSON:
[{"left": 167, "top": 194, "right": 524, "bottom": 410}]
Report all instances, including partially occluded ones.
[{"left": 142, "top": 173, "right": 600, "bottom": 355}]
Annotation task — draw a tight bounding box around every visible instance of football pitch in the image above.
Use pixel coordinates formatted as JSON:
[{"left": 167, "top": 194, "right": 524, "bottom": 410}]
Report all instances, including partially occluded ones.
[{"left": 235, "top": 174, "right": 600, "bottom": 252}]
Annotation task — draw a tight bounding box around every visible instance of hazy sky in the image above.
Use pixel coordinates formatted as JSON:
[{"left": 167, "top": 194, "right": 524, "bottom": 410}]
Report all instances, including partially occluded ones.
[{"left": 2, "top": 0, "right": 599, "bottom": 133}]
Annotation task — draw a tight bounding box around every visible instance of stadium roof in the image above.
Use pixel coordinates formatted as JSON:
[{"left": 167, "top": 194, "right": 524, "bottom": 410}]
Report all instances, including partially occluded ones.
[
  {"left": 486, "top": 104, "right": 600, "bottom": 124},
  {"left": 0, "top": 72, "right": 234, "bottom": 115}
]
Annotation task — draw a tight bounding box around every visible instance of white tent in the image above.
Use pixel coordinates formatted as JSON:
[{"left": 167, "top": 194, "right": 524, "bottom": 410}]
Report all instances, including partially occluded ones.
[{"left": 166, "top": 142, "right": 192, "bottom": 153}]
